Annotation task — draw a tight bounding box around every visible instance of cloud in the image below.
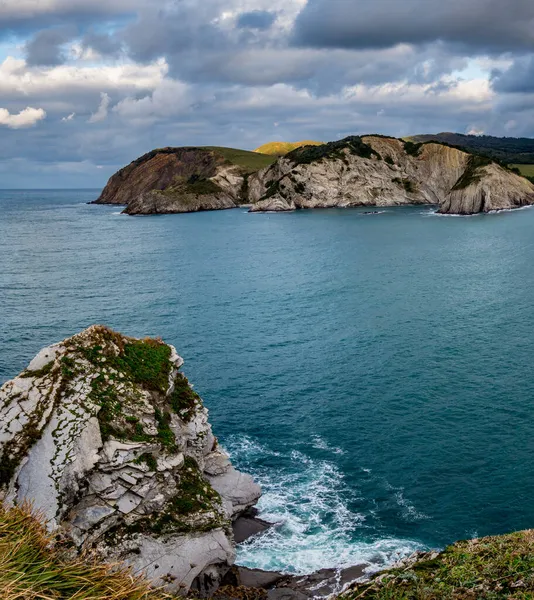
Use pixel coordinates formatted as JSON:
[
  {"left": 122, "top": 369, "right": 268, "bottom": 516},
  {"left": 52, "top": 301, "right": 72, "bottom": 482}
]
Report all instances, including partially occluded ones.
[
  {"left": 237, "top": 10, "right": 277, "bottom": 30},
  {"left": 293, "top": 0, "right": 534, "bottom": 53},
  {"left": 0, "top": 56, "right": 167, "bottom": 100},
  {"left": 492, "top": 55, "right": 534, "bottom": 93},
  {"left": 25, "top": 26, "right": 75, "bottom": 66},
  {"left": 2, "top": 0, "right": 534, "bottom": 189},
  {"left": 114, "top": 79, "right": 190, "bottom": 125},
  {"left": 88, "top": 92, "right": 110, "bottom": 123},
  {"left": 0, "top": 106, "right": 46, "bottom": 128}
]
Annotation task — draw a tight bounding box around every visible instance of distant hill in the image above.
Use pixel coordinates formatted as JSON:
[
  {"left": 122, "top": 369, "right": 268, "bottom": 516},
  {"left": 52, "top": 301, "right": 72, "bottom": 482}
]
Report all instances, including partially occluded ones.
[
  {"left": 254, "top": 140, "right": 323, "bottom": 156},
  {"left": 407, "top": 132, "right": 534, "bottom": 164}
]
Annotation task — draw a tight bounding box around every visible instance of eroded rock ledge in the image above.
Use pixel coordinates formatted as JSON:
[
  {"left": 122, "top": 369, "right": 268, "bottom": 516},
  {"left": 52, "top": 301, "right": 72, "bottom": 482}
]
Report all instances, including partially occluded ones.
[{"left": 0, "top": 325, "right": 261, "bottom": 596}]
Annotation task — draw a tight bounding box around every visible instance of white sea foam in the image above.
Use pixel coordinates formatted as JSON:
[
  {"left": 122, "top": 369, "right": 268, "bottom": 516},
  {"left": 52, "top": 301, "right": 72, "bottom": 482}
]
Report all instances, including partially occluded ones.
[
  {"left": 394, "top": 490, "right": 431, "bottom": 522},
  {"left": 311, "top": 434, "right": 346, "bottom": 455},
  {"left": 422, "top": 204, "right": 534, "bottom": 217},
  {"left": 224, "top": 435, "right": 424, "bottom": 575}
]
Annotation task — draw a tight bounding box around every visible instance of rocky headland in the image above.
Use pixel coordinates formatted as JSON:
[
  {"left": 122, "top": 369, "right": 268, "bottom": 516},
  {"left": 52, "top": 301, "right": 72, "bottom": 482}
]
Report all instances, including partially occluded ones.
[
  {"left": 0, "top": 326, "right": 261, "bottom": 596},
  {"left": 248, "top": 136, "right": 534, "bottom": 215},
  {"left": 93, "top": 147, "right": 275, "bottom": 215},
  {"left": 93, "top": 136, "right": 534, "bottom": 217}
]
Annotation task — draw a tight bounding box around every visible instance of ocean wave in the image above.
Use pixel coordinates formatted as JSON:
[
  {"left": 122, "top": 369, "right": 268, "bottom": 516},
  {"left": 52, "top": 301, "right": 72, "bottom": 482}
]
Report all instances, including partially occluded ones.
[{"left": 224, "top": 435, "right": 424, "bottom": 575}]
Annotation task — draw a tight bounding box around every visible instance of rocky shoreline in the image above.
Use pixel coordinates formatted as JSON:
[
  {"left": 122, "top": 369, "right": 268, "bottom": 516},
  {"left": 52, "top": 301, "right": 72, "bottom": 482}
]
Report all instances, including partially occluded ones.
[{"left": 92, "top": 136, "right": 534, "bottom": 217}]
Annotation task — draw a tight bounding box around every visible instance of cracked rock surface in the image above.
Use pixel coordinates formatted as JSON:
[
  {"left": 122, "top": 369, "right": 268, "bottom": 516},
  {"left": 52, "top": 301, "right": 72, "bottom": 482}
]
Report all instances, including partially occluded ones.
[{"left": 0, "top": 325, "right": 261, "bottom": 596}]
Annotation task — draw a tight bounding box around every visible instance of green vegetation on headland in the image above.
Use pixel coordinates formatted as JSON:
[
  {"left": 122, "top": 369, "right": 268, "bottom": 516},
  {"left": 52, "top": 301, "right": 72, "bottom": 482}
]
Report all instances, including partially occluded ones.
[
  {"left": 340, "top": 530, "right": 534, "bottom": 599},
  {"left": 0, "top": 504, "right": 172, "bottom": 599},
  {"left": 512, "top": 165, "right": 534, "bottom": 184},
  {"left": 203, "top": 146, "right": 277, "bottom": 171},
  {"left": 287, "top": 136, "right": 381, "bottom": 165},
  {"left": 452, "top": 155, "right": 494, "bottom": 190},
  {"left": 406, "top": 132, "right": 534, "bottom": 165}
]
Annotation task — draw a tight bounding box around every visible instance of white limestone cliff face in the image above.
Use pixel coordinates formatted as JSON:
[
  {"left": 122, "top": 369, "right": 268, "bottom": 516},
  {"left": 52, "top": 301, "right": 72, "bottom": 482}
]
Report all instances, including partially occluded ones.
[
  {"left": 0, "top": 326, "right": 260, "bottom": 596},
  {"left": 248, "top": 136, "right": 534, "bottom": 215},
  {"left": 438, "top": 162, "right": 534, "bottom": 214}
]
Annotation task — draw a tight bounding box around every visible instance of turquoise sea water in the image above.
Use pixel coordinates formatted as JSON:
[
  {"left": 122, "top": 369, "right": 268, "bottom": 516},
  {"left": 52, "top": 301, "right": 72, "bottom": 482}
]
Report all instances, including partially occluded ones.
[{"left": 2, "top": 189, "right": 534, "bottom": 574}]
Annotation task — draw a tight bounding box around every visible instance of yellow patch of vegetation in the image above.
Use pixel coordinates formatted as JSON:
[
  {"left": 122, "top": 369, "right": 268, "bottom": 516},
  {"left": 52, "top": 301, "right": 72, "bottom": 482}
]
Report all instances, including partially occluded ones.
[
  {"left": 254, "top": 141, "right": 323, "bottom": 156},
  {"left": 0, "top": 503, "right": 172, "bottom": 599}
]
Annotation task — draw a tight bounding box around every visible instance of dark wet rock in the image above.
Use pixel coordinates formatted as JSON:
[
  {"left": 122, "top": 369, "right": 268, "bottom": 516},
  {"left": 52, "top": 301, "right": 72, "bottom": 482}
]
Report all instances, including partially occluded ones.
[{"left": 233, "top": 509, "right": 273, "bottom": 544}]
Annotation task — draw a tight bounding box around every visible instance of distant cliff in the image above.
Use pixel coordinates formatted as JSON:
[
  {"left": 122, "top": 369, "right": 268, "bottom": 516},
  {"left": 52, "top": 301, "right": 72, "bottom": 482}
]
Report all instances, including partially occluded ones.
[
  {"left": 248, "top": 136, "right": 534, "bottom": 215},
  {"left": 93, "top": 137, "right": 534, "bottom": 216},
  {"left": 0, "top": 326, "right": 261, "bottom": 596},
  {"left": 93, "top": 147, "right": 275, "bottom": 215}
]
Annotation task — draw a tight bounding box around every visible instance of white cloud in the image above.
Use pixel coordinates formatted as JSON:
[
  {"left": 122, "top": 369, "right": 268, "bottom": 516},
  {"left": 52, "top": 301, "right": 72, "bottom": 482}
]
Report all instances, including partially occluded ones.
[
  {"left": 0, "top": 106, "right": 46, "bottom": 128},
  {"left": 89, "top": 92, "right": 110, "bottom": 123},
  {"left": 0, "top": 0, "right": 140, "bottom": 18},
  {"left": 114, "top": 79, "right": 191, "bottom": 124},
  {"left": 0, "top": 56, "right": 168, "bottom": 98},
  {"left": 62, "top": 112, "right": 75, "bottom": 121},
  {"left": 467, "top": 127, "right": 485, "bottom": 135}
]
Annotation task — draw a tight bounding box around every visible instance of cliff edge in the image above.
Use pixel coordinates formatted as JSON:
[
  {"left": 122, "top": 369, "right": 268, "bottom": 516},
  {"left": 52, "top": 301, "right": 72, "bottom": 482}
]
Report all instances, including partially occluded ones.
[{"left": 0, "top": 325, "right": 261, "bottom": 596}]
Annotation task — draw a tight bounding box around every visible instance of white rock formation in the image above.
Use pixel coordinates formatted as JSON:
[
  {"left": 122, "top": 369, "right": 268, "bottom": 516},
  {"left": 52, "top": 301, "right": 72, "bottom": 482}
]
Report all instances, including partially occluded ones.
[
  {"left": 248, "top": 136, "right": 534, "bottom": 215},
  {"left": 0, "top": 326, "right": 261, "bottom": 596}
]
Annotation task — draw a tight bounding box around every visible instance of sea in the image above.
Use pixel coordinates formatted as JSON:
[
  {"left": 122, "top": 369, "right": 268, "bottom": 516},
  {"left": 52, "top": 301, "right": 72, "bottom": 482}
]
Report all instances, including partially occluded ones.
[{"left": 2, "top": 189, "right": 534, "bottom": 574}]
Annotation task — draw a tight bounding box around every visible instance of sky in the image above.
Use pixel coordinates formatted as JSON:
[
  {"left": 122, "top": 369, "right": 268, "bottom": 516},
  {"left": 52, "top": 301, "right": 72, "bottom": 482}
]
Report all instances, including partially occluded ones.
[{"left": 0, "top": 0, "right": 534, "bottom": 188}]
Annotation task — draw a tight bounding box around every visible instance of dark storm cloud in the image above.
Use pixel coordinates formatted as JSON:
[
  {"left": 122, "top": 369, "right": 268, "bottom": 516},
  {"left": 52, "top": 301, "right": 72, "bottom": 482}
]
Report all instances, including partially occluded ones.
[
  {"left": 491, "top": 55, "right": 534, "bottom": 93},
  {"left": 81, "top": 31, "right": 123, "bottom": 57},
  {"left": 25, "top": 27, "right": 76, "bottom": 66},
  {"left": 293, "top": 0, "right": 534, "bottom": 53},
  {"left": 237, "top": 11, "right": 277, "bottom": 30}
]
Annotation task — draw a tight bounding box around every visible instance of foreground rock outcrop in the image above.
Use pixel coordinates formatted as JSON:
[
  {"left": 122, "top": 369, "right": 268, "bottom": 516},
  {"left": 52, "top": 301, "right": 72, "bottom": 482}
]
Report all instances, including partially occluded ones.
[
  {"left": 93, "top": 147, "right": 274, "bottom": 215},
  {"left": 0, "top": 326, "right": 261, "bottom": 595},
  {"left": 247, "top": 136, "right": 534, "bottom": 215}
]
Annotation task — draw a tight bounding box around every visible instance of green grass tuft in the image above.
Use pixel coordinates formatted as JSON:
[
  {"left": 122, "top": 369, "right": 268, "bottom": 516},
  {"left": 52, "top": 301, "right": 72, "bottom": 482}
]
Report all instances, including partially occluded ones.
[{"left": 0, "top": 503, "right": 172, "bottom": 599}]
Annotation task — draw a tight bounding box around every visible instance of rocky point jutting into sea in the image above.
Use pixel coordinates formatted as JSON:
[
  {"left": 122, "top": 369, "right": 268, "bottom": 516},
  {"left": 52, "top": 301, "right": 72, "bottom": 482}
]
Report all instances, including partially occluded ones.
[
  {"left": 92, "top": 135, "right": 534, "bottom": 216},
  {"left": 0, "top": 326, "right": 261, "bottom": 596}
]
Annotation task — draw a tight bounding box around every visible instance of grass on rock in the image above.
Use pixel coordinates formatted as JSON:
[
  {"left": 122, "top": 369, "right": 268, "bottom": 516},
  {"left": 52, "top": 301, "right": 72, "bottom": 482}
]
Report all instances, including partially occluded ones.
[
  {"left": 339, "top": 530, "right": 534, "bottom": 599},
  {"left": 203, "top": 147, "right": 276, "bottom": 172},
  {"left": 0, "top": 503, "right": 172, "bottom": 600}
]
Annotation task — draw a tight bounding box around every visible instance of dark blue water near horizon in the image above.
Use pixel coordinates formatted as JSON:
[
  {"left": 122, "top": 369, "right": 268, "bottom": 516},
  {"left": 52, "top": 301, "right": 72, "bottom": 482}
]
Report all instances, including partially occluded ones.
[{"left": 2, "top": 189, "right": 534, "bottom": 574}]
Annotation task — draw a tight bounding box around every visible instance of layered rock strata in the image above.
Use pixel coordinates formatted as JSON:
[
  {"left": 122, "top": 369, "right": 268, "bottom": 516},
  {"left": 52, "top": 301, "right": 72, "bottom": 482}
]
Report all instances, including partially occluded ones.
[
  {"left": 0, "top": 325, "right": 261, "bottom": 596},
  {"left": 93, "top": 147, "right": 250, "bottom": 215},
  {"left": 247, "top": 136, "right": 534, "bottom": 215}
]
